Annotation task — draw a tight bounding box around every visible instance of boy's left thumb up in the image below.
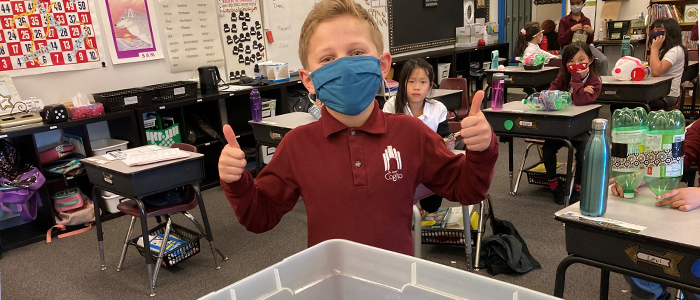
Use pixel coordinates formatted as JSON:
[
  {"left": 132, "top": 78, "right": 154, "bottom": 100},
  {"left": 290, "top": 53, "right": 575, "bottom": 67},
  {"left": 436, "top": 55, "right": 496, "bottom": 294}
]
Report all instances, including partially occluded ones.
[{"left": 468, "top": 91, "right": 485, "bottom": 116}]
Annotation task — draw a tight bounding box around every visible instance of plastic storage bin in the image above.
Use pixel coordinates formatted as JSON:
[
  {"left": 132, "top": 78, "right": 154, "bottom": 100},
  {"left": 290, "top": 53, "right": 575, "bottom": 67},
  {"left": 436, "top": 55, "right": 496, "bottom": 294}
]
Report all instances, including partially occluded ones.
[
  {"left": 90, "top": 139, "right": 128, "bottom": 156},
  {"left": 132, "top": 223, "right": 201, "bottom": 268},
  {"left": 143, "top": 81, "right": 198, "bottom": 103},
  {"left": 93, "top": 88, "right": 153, "bottom": 112},
  {"left": 199, "top": 239, "right": 559, "bottom": 300},
  {"left": 607, "top": 20, "right": 631, "bottom": 40},
  {"left": 102, "top": 192, "right": 124, "bottom": 213}
]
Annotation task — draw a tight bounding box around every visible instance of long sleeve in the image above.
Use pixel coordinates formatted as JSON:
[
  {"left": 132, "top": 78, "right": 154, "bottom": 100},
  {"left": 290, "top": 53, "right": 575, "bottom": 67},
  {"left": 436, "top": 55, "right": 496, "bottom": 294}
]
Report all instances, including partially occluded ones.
[
  {"left": 420, "top": 124, "right": 498, "bottom": 206},
  {"left": 569, "top": 73, "right": 602, "bottom": 105},
  {"left": 583, "top": 18, "right": 594, "bottom": 44},
  {"left": 685, "top": 124, "right": 700, "bottom": 175},
  {"left": 549, "top": 73, "right": 565, "bottom": 91},
  {"left": 524, "top": 43, "right": 559, "bottom": 63},
  {"left": 558, "top": 19, "right": 573, "bottom": 47},
  {"left": 220, "top": 138, "right": 301, "bottom": 234}
]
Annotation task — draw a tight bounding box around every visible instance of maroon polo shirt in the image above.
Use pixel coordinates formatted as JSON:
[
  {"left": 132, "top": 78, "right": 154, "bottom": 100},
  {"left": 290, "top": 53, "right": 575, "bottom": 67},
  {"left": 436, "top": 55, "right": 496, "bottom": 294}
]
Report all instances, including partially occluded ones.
[
  {"left": 558, "top": 13, "right": 593, "bottom": 47},
  {"left": 221, "top": 101, "right": 498, "bottom": 256}
]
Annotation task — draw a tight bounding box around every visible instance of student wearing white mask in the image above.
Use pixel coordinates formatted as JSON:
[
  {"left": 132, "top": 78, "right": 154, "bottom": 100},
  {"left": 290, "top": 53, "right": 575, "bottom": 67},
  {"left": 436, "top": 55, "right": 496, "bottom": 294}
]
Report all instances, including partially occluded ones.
[{"left": 557, "top": 0, "right": 609, "bottom": 75}]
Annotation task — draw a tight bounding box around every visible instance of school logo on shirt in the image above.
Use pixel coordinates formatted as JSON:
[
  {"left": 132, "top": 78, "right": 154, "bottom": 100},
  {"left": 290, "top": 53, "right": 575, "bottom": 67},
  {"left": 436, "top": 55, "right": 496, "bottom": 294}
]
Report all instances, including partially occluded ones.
[{"left": 383, "top": 146, "right": 403, "bottom": 181}]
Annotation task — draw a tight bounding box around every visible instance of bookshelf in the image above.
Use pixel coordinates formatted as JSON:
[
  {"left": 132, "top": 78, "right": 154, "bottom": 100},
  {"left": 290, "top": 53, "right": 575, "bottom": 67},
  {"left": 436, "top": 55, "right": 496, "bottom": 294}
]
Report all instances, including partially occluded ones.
[{"left": 646, "top": 0, "right": 698, "bottom": 58}]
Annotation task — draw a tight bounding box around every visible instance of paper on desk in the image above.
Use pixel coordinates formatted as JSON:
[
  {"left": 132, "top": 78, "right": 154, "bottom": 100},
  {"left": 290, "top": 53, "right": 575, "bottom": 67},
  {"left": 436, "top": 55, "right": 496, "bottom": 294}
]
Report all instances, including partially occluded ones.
[
  {"left": 122, "top": 148, "right": 190, "bottom": 166},
  {"left": 219, "top": 85, "right": 251, "bottom": 92},
  {"left": 563, "top": 211, "right": 646, "bottom": 233}
]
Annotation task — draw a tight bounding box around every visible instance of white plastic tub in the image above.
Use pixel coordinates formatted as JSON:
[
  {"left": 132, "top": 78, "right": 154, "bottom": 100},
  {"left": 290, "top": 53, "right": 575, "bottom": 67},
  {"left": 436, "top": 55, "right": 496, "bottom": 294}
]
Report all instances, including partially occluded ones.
[
  {"left": 199, "top": 239, "right": 559, "bottom": 300},
  {"left": 102, "top": 193, "right": 124, "bottom": 214},
  {"left": 91, "top": 139, "right": 128, "bottom": 156}
]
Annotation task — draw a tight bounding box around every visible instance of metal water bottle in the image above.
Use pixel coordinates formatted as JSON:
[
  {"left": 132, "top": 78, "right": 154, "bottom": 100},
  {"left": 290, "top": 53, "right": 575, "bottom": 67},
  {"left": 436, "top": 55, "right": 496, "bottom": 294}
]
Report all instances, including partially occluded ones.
[
  {"left": 250, "top": 89, "right": 262, "bottom": 122},
  {"left": 580, "top": 119, "right": 611, "bottom": 217}
]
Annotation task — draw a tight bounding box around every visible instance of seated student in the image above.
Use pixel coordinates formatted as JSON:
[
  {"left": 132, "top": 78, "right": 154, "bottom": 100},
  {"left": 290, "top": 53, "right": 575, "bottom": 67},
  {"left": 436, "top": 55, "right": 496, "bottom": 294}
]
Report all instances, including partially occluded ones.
[
  {"left": 218, "top": 0, "right": 498, "bottom": 256},
  {"left": 611, "top": 122, "right": 700, "bottom": 300},
  {"left": 382, "top": 58, "right": 454, "bottom": 213},
  {"left": 515, "top": 22, "right": 559, "bottom": 63},
  {"left": 558, "top": 0, "right": 608, "bottom": 75},
  {"left": 544, "top": 41, "right": 602, "bottom": 204},
  {"left": 648, "top": 18, "right": 688, "bottom": 110},
  {"left": 542, "top": 19, "right": 560, "bottom": 51}
]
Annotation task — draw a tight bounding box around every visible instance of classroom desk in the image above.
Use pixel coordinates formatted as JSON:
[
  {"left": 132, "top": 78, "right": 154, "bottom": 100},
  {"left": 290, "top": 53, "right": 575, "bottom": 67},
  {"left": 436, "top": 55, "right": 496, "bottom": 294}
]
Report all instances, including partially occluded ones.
[
  {"left": 82, "top": 150, "right": 218, "bottom": 296},
  {"left": 376, "top": 88, "right": 464, "bottom": 111},
  {"left": 553, "top": 188, "right": 700, "bottom": 299},
  {"left": 483, "top": 101, "right": 601, "bottom": 205},
  {"left": 592, "top": 39, "right": 644, "bottom": 54},
  {"left": 249, "top": 112, "right": 317, "bottom": 172},
  {"left": 484, "top": 67, "right": 559, "bottom": 108},
  {"left": 597, "top": 76, "right": 673, "bottom": 111}
]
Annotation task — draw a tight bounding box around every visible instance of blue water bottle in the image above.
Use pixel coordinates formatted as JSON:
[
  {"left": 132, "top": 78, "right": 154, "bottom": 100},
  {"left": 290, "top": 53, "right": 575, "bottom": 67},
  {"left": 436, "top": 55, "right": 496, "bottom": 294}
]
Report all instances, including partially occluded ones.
[
  {"left": 250, "top": 89, "right": 262, "bottom": 122},
  {"left": 491, "top": 50, "right": 499, "bottom": 69},
  {"left": 580, "top": 119, "right": 611, "bottom": 217}
]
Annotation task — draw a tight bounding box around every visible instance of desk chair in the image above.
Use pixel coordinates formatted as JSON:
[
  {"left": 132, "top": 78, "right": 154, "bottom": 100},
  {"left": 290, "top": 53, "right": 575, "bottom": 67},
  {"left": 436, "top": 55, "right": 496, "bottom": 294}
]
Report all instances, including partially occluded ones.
[
  {"left": 115, "top": 143, "right": 228, "bottom": 296},
  {"left": 667, "top": 83, "right": 685, "bottom": 111},
  {"left": 440, "top": 78, "right": 470, "bottom": 120}
]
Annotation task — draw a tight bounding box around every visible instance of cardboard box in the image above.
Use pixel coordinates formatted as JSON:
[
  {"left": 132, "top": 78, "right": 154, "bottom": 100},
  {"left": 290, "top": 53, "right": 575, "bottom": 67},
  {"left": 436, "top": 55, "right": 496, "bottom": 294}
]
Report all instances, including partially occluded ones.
[
  {"left": 261, "top": 98, "right": 276, "bottom": 118},
  {"left": 456, "top": 26, "right": 475, "bottom": 47},
  {"left": 264, "top": 62, "right": 290, "bottom": 82}
]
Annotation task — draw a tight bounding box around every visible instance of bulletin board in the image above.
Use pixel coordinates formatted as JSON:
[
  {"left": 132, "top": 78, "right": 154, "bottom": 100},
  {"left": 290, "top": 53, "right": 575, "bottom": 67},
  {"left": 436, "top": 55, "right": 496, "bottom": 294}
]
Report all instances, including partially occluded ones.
[
  {"left": 219, "top": 0, "right": 266, "bottom": 81},
  {"left": 388, "top": 0, "right": 463, "bottom": 53},
  {"left": 0, "top": 0, "right": 104, "bottom": 77}
]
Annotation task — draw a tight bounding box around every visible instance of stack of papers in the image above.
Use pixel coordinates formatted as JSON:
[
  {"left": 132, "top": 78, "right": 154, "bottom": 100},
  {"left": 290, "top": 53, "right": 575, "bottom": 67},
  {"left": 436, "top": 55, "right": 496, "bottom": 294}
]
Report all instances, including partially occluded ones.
[{"left": 101, "top": 145, "right": 190, "bottom": 166}]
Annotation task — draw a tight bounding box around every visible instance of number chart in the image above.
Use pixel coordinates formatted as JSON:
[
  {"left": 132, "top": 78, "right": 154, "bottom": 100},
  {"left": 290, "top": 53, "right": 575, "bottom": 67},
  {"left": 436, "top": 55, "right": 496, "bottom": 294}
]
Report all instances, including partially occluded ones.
[{"left": 0, "top": 0, "right": 103, "bottom": 76}]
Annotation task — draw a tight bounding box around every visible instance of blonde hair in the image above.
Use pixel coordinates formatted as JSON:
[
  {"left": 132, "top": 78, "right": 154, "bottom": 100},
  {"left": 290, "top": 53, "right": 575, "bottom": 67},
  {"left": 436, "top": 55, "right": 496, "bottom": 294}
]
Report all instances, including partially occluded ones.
[{"left": 298, "top": 0, "right": 383, "bottom": 70}]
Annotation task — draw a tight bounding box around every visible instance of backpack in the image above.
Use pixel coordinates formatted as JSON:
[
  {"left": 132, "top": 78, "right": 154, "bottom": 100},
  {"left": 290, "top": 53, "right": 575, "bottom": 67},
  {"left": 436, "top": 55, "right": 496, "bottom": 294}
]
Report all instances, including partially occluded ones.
[
  {"left": 0, "top": 139, "right": 28, "bottom": 181},
  {"left": 478, "top": 197, "right": 541, "bottom": 275},
  {"left": 287, "top": 87, "right": 313, "bottom": 113},
  {"left": 46, "top": 188, "right": 97, "bottom": 243},
  {"left": 0, "top": 167, "right": 45, "bottom": 222}
]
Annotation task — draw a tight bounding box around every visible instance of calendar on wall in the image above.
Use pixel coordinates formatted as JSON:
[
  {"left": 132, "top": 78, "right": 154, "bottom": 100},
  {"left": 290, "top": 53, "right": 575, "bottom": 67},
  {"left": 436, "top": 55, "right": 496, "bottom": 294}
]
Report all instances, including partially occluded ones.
[{"left": 0, "top": 0, "right": 104, "bottom": 77}]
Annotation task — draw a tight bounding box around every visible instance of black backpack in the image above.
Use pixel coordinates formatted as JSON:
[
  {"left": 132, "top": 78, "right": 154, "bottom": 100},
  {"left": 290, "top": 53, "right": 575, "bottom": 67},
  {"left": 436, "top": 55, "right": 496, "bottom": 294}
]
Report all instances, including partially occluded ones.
[{"left": 287, "top": 88, "right": 313, "bottom": 113}]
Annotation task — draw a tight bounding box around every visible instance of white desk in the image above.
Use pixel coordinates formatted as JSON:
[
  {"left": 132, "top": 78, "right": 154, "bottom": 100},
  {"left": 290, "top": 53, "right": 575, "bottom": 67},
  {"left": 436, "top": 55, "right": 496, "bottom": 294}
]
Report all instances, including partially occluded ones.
[{"left": 553, "top": 188, "right": 700, "bottom": 298}]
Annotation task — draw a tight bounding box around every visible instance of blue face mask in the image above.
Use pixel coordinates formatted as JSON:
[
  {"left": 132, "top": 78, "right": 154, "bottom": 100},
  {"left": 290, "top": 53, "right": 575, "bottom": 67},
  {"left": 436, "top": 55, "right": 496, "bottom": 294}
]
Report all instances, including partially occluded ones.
[{"left": 310, "top": 56, "right": 383, "bottom": 116}]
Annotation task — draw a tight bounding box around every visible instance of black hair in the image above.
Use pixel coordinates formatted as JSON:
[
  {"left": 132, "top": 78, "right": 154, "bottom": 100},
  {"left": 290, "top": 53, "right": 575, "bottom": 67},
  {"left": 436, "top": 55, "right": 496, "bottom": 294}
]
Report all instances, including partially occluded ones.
[
  {"left": 394, "top": 58, "right": 434, "bottom": 115},
  {"left": 559, "top": 41, "right": 597, "bottom": 91},
  {"left": 515, "top": 22, "right": 541, "bottom": 58},
  {"left": 651, "top": 18, "right": 688, "bottom": 70},
  {"left": 570, "top": 0, "right": 584, "bottom": 5}
]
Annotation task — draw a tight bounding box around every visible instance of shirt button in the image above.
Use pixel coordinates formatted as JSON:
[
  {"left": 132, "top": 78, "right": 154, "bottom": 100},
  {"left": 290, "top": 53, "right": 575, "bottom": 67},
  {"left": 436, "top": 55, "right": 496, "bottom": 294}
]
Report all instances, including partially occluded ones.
[
  {"left": 355, "top": 161, "right": 361, "bottom": 167},
  {"left": 350, "top": 131, "right": 356, "bottom": 136}
]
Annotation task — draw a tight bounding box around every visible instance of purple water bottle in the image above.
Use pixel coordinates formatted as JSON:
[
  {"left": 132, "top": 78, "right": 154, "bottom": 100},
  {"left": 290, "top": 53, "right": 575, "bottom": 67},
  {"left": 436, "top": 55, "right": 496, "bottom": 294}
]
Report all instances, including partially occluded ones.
[
  {"left": 250, "top": 89, "right": 262, "bottom": 122},
  {"left": 491, "top": 73, "right": 507, "bottom": 110}
]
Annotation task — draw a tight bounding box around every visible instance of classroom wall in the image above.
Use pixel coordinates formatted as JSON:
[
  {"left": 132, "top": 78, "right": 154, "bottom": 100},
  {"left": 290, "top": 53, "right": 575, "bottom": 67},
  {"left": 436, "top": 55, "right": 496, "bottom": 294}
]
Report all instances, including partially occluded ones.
[
  {"left": 10, "top": 0, "right": 200, "bottom": 106},
  {"left": 535, "top": 3, "right": 562, "bottom": 26}
]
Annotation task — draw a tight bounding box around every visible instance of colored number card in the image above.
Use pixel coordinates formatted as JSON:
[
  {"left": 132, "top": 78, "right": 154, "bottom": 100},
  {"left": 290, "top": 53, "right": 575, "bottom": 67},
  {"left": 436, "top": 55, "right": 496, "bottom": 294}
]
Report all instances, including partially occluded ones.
[
  {"left": 98, "top": 0, "right": 163, "bottom": 64},
  {"left": 0, "top": 0, "right": 104, "bottom": 76}
]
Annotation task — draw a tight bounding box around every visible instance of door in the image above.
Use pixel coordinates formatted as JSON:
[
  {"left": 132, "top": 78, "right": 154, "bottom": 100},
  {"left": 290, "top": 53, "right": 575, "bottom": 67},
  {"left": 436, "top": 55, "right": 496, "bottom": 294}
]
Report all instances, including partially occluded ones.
[{"left": 501, "top": 0, "right": 533, "bottom": 60}]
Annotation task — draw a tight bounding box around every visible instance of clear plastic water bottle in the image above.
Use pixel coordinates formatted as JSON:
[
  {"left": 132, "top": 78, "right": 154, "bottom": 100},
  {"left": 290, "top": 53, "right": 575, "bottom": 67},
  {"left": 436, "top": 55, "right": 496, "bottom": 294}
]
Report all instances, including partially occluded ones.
[
  {"left": 611, "top": 107, "right": 647, "bottom": 199},
  {"left": 645, "top": 110, "right": 685, "bottom": 196},
  {"left": 250, "top": 89, "right": 262, "bottom": 122},
  {"left": 580, "top": 119, "right": 611, "bottom": 217},
  {"left": 491, "top": 74, "right": 506, "bottom": 110}
]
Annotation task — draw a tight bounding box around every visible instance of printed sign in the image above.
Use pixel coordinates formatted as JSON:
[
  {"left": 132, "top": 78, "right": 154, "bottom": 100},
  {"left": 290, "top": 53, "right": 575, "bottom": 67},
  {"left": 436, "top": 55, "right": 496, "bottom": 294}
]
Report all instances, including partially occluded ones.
[{"left": 99, "top": 0, "right": 163, "bottom": 64}]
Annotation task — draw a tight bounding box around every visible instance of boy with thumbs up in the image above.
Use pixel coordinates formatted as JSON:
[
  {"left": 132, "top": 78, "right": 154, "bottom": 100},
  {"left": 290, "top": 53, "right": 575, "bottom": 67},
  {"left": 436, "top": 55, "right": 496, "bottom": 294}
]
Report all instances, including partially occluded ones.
[{"left": 218, "top": 0, "right": 498, "bottom": 256}]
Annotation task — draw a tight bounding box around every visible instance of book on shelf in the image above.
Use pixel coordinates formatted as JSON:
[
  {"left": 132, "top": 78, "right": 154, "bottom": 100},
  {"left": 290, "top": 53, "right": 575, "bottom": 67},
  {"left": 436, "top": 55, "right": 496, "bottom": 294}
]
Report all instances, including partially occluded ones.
[
  {"left": 651, "top": 4, "right": 684, "bottom": 23},
  {"left": 682, "top": 31, "right": 699, "bottom": 50},
  {"left": 444, "top": 206, "right": 464, "bottom": 230}
]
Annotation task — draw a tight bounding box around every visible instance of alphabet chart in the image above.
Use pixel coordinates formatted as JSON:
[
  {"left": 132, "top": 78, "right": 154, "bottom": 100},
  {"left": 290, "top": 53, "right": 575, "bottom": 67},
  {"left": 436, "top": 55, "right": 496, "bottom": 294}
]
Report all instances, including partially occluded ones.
[{"left": 0, "top": 0, "right": 103, "bottom": 76}]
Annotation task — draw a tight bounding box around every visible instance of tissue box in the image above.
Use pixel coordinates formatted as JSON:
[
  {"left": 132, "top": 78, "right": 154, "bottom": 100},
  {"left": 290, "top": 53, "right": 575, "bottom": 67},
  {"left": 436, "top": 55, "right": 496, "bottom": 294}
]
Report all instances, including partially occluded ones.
[
  {"left": 472, "top": 25, "right": 486, "bottom": 44},
  {"left": 456, "top": 26, "right": 474, "bottom": 47},
  {"left": 63, "top": 103, "right": 105, "bottom": 120},
  {"left": 263, "top": 62, "right": 290, "bottom": 82}
]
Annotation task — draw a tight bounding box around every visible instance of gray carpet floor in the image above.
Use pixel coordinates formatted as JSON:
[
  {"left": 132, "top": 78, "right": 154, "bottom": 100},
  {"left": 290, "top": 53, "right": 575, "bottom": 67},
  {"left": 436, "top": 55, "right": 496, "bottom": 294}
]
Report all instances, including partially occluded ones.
[{"left": 0, "top": 99, "right": 682, "bottom": 299}]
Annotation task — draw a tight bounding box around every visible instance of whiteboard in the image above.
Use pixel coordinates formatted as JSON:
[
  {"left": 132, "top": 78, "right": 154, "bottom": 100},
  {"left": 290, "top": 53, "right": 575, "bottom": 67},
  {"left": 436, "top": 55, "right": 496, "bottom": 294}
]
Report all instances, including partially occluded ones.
[{"left": 261, "top": 0, "right": 389, "bottom": 72}]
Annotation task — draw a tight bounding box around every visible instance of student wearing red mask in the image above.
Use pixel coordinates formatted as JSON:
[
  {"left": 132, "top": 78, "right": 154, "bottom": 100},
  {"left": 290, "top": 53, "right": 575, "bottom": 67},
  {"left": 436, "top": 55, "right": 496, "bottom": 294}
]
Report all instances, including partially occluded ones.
[{"left": 542, "top": 41, "right": 602, "bottom": 205}]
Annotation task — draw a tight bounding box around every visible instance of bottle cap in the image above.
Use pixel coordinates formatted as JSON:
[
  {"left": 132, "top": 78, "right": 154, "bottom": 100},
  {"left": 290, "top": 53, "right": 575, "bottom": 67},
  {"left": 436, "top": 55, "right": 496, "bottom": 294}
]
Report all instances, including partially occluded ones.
[
  {"left": 624, "top": 192, "right": 634, "bottom": 199},
  {"left": 592, "top": 118, "right": 607, "bottom": 130}
]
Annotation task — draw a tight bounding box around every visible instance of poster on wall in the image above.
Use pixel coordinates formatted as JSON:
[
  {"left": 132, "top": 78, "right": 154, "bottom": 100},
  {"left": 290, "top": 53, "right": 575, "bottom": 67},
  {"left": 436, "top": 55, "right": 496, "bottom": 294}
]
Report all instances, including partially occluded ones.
[
  {"left": 218, "top": 0, "right": 266, "bottom": 81},
  {"left": 0, "top": 0, "right": 104, "bottom": 77},
  {"left": 157, "top": 0, "right": 225, "bottom": 73},
  {"left": 99, "top": 0, "right": 163, "bottom": 64}
]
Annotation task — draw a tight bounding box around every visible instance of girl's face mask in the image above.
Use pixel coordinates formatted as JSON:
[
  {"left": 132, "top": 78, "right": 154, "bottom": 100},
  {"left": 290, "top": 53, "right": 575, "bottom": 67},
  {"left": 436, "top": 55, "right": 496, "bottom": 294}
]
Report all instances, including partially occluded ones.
[{"left": 567, "top": 62, "right": 589, "bottom": 74}]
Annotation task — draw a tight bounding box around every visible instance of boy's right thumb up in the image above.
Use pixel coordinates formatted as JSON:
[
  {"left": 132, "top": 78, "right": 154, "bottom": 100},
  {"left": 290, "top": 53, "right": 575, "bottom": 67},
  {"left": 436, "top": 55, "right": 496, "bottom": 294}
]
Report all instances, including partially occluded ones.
[{"left": 223, "top": 124, "right": 240, "bottom": 149}]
